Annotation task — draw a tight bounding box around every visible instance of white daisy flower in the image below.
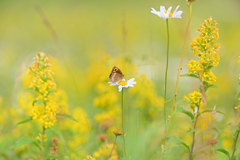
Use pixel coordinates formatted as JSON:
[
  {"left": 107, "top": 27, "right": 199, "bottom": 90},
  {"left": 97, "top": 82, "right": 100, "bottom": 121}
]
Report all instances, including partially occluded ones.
[
  {"left": 108, "top": 78, "right": 136, "bottom": 92},
  {"left": 151, "top": 5, "right": 183, "bottom": 20}
]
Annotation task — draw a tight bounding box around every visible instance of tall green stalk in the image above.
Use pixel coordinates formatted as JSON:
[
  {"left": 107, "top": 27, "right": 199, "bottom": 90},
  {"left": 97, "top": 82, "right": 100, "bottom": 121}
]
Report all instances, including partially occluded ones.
[
  {"left": 159, "top": 2, "right": 193, "bottom": 160},
  {"left": 162, "top": 1, "right": 193, "bottom": 144},
  {"left": 163, "top": 19, "right": 170, "bottom": 129},
  {"left": 231, "top": 130, "right": 240, "bottom": 160},
  {"left": 122, "top": 89, "right": 127, "bottom": 158}
]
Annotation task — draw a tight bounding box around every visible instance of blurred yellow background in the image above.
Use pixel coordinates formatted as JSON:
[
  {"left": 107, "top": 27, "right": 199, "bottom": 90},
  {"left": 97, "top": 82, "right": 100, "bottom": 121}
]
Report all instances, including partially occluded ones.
[{"left": 0, "top": 0, "right": 240, "bottom": 159}]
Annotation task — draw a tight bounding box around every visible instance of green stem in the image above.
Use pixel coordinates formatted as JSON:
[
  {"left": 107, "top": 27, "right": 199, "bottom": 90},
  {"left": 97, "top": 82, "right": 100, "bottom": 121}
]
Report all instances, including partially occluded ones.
[
  {"left": 161, "top": 19, "right": 169, "bottom": 160},
  {"left": 163, "top": 19, "right": 169, "bottom": 130},
  {"left": 39, "top": 127, "right": 45, "bottom": 160},
  {"left": 231, "top": 130, "right": 240, "bottom": 160},
  {"left": 190, "top": 108, "right": 199, "bottom": 160},
  {"left": 159, "top": 3, "right": 193, "bottom": 159},
  {"left": 107, "top": 135, "right": 117, "bottom": 160},
  {"left": 122, "top": 89, "right": 127, "bottom": 158}
]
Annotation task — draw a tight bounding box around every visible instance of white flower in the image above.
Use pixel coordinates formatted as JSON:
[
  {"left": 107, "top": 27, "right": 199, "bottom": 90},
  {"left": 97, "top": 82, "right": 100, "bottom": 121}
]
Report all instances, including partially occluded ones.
[
  {"left": 108, "top": 78, "right": 136, "bottom": 92},
  {"left": 193, "top": 107, "right": 198, "bottom": 115},
  {"left": 151, "top": 5, "right": 183, "bottom": 20}
]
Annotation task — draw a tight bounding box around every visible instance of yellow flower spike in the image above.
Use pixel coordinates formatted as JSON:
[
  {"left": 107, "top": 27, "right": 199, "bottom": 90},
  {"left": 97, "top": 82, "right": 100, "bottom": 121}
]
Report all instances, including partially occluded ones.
[{"left": 27, "top": 52, "right": 59, "bottom": 129}]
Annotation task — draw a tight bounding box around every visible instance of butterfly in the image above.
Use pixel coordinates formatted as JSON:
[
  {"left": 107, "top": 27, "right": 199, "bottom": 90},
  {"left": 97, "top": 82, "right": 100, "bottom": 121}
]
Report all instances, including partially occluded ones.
[{"left": 109, "top": 66, "right": 124, "bottom": 83}]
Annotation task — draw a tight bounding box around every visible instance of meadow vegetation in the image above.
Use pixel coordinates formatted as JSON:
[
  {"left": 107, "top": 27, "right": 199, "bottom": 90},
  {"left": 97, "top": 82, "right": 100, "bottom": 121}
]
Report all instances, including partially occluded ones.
[{"left": 0, "top": 0, "right": 240, "bottom": 160}]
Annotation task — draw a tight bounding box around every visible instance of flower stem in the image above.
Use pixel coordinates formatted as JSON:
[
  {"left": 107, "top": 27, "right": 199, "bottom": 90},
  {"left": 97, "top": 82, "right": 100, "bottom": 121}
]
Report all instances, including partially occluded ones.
[
  {"left": 199, "top": 73, "right": 207, "bottom": 109},
  {"left": 212, "top": 146, "right": 216, "bottom": 160},
  {"left": 163, "top": 19, "right": 169, "bottom": 129},
  {"left": 159, "top": 2, "right": 193, "bottom": 154},
  {"left": 107, "top": 135, "right": 117, "bottom": 160},
  {"left": 231, "top": 129, "right": 240, "bottom": 160},
  {"left": 190, "top": 109, "right": 199, "bottom": 160},
  {"left": 122, "top": 89, "right": 127, "bottom": 158},
  {"left": 39, "top": 127, "right": 45, "bottom": 160}
]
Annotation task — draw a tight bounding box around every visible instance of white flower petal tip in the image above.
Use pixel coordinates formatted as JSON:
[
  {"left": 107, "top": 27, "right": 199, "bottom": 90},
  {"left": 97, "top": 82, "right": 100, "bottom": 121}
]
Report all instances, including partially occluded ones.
[
  {"left": 151, "top": 7, "right": 162, "bottom": 18},
  {"left": 109, "top": 78, "right": 136, "bottom": 92},
  {"left": 151, "top": 5, "right": 183, "bottom": 20}
]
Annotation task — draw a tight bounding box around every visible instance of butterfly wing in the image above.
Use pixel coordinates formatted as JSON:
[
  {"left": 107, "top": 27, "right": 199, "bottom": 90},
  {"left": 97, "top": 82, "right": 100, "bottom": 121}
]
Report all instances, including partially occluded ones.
[{"left": 109, "top": 66, "right": 124, "bottom": 83}]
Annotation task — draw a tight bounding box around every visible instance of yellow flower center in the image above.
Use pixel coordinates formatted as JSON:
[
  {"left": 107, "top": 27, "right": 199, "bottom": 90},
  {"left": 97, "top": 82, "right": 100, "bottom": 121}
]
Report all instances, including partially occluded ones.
[
  {"left": 164, "top": 11, "right": 172, "bottom": 17},
  {"left": 118, "top": 80, "right": 127, "bottom": 86}
]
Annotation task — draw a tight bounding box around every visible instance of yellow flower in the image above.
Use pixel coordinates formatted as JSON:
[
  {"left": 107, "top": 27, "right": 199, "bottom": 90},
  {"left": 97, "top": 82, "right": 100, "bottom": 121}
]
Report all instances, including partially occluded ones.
[
  {"left": 191, "top": 17, "right": 220, "bottom": 68},
  {"left": 27, "top": 52, "right": 59, "bottom": 129},
  {"left": 187, "top": 59, "right": 202, "bottom": 74},
  {"left": 184, "top": 91, "right": 202, "bottom": 108},
  {"left": 188, "top": 17, "right": 220, "bottom": 85},
  {"left": 238, "top": 56, "right": 240, "bottom": 65},
  {"left": 202, "top": 70, "right": 217, "bottom": 84},
  {"left": 93, "top": 143, "right": 118, "bottom": 160}
]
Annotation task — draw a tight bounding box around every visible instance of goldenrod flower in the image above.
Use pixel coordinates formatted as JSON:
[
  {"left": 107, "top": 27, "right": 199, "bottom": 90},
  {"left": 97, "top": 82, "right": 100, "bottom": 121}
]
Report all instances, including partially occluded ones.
[
  {"left": 187, "top": 17, "right": 220, "bottom": 84},
  {"left": 184, "top": 91, "right": 202, "bottom": 108},
  {"left": 108, "top": 78, "right": 136, "bottom": 92},
  {"left": 202, "top": 70, "right": 217, "bottom": 84},
  {"left": 28, "top": 52, "right": 59, "bottom": 129},
  {"left": 151, "top": 5, "right": 183, "bottom": 20}
]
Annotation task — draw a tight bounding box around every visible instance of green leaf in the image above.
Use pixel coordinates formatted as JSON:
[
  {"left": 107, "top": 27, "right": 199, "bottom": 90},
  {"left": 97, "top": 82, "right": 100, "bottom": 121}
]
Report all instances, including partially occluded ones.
[
  {"left": 166, "top": 135, "right": 190, "bottom": 151},
  {"left": 215, "top": 145, "right": 230, "bottom": 159},
  {"left": 176, "top": 100, "right": 190, "bottom": 107},
  {"left": 205, "top": 65, "right": 214, "bottom": 72},
  {"left": 32, "top": 141, "right": 40, "bottom": 149},
  {"left": 200, "top": 109, "right": 226, "bottom": 116},
  {"left": 176, "top": 107, "right": 194, "bottom": 121},
  {"left": 165, "top": 97, "right": 173, "bottom": 103},
  {"left": 203, "top": 83, "right": 220, "bottom": 92},
  {"left": 15, "top": 117, "right": 33, "bottom": 127},
  {"left": 57, "top": 113, "right": 78, "bottom": 122},
  {"left": 48, "top": 89, "right": 56, "bottom": 94},
  {"left": 228, "top": 123, "right": 240, "bottom": 139},
  {"left": 50, "top": 127, "right": 65, "bottom": 141},
  {"left": 181, "top": 74, "right": 199, "bottom": 79},
  {"left": 32, "top": 98, "right": 44, "bottom": 106},
  {"left": 207, "top": 84, "right": 220, "bottom": 91},
  {"left": 11, "top": 138, "right": 33, "bottom": 148},
  {"left": 216, "top": 149, "right": 230, "bottom": 159},
  {"left": 187, "top": 127, "right": 199, "bottom": 133}
]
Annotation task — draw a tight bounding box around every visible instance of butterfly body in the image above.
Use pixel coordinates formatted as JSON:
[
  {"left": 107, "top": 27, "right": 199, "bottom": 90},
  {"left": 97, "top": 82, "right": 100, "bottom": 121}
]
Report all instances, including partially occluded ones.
[{"left": 109, "top": 66, "right": 124, "bottom": 83}]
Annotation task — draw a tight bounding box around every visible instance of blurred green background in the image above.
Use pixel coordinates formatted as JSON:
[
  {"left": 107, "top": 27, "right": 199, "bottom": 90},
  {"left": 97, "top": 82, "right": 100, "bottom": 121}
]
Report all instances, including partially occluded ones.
[{"left": 0, "top": 0, "right": 240, "bottom": 159}]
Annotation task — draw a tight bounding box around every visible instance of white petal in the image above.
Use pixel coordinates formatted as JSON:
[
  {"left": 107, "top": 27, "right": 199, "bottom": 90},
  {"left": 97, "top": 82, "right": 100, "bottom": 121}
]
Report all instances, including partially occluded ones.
[
  {"left": 160, "top": 6, "right": 166, "bottom": 12},
  {"left": 151, "top": 8, "right": 162, "bottom": 18},
  {"left": 173, "top": 5, "right": 180, "bottom": 15},
  {"left": 151, "top": 7, "right": 157, "bottom": 13},
  {"left": 172, "top": 5, "right": 183, "bottom": 18},
  {"left": 118, "top": 86, "right": 122, "bottom": 92},
  {"left": 172, "top": 11, "right": 183, "bottom": 18},
  {"left": 167, "top": 6, "right": 172, "bottom": 12},
  {"left": 127, "top": 78, "right": 135, "bottom": 83},
  {"left": 161, "top": 12, "right": 169, "bottom": 20},
  {"left": 194, "top": 107, "right": 198, "bottom": 114}
]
